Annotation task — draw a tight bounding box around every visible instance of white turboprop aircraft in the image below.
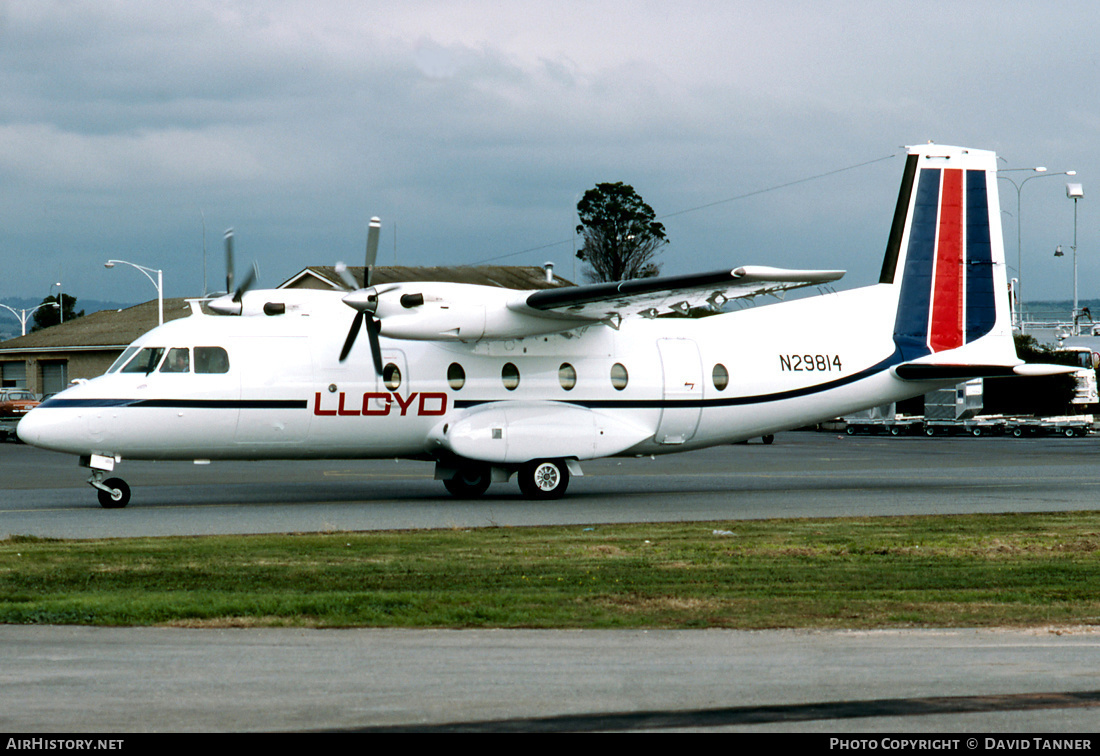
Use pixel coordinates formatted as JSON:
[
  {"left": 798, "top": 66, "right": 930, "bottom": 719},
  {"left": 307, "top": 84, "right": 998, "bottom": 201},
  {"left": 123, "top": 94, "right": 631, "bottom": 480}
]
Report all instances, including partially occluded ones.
[{"left": 18, "top": 143, "right": 1065, "bottom": 507}]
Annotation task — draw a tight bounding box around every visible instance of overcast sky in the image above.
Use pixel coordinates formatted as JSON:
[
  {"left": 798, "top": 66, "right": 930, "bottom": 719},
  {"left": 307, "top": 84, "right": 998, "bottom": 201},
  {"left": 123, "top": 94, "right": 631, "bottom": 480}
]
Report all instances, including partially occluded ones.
[{"left": 2, "top": 0, "right": 1098, "bottom": 313}]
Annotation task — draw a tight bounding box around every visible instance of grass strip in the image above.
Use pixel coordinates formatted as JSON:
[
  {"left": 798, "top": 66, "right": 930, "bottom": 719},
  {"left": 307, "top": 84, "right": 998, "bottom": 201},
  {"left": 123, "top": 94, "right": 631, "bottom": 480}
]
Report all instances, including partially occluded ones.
[{"left": 2, "top": 512, "right": 1099, "bottom": 629}]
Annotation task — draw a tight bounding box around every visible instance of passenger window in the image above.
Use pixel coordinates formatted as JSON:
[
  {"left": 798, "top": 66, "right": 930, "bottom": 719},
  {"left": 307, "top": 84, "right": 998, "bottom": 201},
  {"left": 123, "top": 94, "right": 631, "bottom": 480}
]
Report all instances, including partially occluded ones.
[
  {"left": 558, "top": 363, "right": 577, "bottom": 391},
  {"left": 610, "top": 363, "right": 628, "bottom": 390},
  {"left": 160, "top": 348, "right": 191, "bottom": 373},
  {"left": 502, "top": 362, "right": 520, "bottom": 391},
  {"left": 121, "top": 347, "right": 165, "bottom": 374},
  {"left": 194, "top": 347, "right": 230, "bottom": 374},
  {"left": 383, "top": 363, "right": 402, "bottom": 390},
  {"left": 712, "top": 363, "right": 729, "bottom": 391},
  {"left": 447, "top": 363, "right": 466, "bottom": 390}
]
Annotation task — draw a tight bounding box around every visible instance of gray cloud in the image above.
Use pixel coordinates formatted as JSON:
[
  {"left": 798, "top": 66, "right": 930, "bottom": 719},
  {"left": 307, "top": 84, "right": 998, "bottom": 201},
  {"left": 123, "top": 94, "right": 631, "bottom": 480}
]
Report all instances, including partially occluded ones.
[{"left": 1, "top": 0, "right": 1097, "bottom": 310}]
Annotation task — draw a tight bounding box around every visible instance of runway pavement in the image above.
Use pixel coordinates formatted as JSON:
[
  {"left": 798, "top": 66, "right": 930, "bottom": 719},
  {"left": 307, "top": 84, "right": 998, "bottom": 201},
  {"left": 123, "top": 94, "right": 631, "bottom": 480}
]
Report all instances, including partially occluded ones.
[
  {"left": 3, "top": 625, "right": 1099, "bottom": 733},
  {"left": 3, "top": 431, "right": 1100, "bottom": 733},
  {"left": 4, "top": 430, "right": 1100, "bottom": 538}
]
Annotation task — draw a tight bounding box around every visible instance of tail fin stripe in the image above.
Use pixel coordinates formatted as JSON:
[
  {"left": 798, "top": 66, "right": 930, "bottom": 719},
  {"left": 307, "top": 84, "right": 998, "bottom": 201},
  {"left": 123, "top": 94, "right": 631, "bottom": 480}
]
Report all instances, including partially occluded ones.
[
  {"left": 879, "top": 154, "right": 919, "bottom": 284},
  {"left": 965, "top": 169, "right": 996, "bottom": 340},
  {"left": 929, "top": 168, "right": 964, "bottom": 352},
  {"left": 893, "top": 166, "right": 941, "bottom": 360}
]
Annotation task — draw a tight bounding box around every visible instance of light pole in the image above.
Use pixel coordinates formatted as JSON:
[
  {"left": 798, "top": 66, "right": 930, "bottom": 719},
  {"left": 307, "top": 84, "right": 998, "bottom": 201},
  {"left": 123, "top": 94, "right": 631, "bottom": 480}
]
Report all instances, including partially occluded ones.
[
  {"left": 1067, "top": 183, "right": 1084, "bottom": 334},
  {"left": 998, "top": 166, "right": 1076, "bottom": 331},
  {"left": 0, "top": 302, "right": 59, "bottom": 336},
  {"left": 51, "top": 280, "right": 63, "bottom": 324},
  {"left": 105, "top": 260, "right": 164, "bottom": 325}
]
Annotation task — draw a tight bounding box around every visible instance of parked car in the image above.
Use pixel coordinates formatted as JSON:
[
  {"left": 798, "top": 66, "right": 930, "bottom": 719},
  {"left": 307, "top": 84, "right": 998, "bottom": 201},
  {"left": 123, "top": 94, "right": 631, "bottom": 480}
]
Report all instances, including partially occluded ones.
[
  {"left": 0, "top": 388, "right": 39, "bottom": 441},
  {"left": 0, "top": 388, "right": 38, "bottom": 418}
]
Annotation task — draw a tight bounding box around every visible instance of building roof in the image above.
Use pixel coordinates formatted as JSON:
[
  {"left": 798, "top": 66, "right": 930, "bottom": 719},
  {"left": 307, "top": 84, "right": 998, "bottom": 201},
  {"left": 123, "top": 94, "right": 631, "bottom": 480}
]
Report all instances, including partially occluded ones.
[
  {"left": 280, "top": 265, "right": 572, "bottom": 291},
  {"left": 0, "top": 299, "right": 194, "bottom": 353}
]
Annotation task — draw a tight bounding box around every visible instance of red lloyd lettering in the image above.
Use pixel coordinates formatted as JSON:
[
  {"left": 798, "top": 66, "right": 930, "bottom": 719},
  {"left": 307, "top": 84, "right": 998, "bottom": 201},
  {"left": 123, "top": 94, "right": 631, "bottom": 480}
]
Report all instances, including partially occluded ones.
[{"left": 313, "top": 392, "right": 447, "bottom": 417}]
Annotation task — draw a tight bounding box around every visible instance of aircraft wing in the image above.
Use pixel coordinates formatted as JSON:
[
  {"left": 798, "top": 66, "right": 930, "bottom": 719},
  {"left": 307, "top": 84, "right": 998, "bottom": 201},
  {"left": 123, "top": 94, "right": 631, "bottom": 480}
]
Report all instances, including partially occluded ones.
[{"left": 520, "top": 266, "right": 845, "bottom": 323}]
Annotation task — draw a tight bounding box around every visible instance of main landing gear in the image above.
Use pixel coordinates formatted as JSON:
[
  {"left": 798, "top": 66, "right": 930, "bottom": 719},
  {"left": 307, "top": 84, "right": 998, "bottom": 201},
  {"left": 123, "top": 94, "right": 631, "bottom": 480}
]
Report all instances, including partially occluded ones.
[
  {"left": 517, "top": 459, "right": 569, "bottom": 500},
  {"left": 440, "top": 457, "right": 574, "bottom": 500},
  {"left": 443, "top": 462, "right": 492, "bottom": 498}
]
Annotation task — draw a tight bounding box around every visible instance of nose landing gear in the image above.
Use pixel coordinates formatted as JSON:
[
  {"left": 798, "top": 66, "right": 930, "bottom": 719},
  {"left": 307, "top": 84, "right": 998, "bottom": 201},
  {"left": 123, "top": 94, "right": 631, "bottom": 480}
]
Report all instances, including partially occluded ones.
[
  {"left": 82, "top": 454, "right": 131, "bottom": 508},
  {"left": 88, "top": 470, "right": 131, "bottom": 508}
]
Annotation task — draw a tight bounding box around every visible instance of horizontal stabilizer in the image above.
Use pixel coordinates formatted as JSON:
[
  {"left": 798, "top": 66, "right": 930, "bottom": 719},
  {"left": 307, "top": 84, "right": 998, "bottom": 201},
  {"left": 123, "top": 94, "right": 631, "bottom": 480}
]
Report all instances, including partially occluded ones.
[{"left": 894, "top": 363, "right": 1077, "bottom": 381}]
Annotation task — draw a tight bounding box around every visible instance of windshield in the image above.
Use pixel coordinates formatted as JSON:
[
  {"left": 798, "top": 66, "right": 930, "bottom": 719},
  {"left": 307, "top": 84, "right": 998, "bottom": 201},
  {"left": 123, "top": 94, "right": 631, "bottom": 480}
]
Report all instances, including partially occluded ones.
[
  {"left": 107, "top": 346, "right": 140, "bottom": 374},
  {"left": 119, "top": 347, "right": 165, "bottom": 375}
]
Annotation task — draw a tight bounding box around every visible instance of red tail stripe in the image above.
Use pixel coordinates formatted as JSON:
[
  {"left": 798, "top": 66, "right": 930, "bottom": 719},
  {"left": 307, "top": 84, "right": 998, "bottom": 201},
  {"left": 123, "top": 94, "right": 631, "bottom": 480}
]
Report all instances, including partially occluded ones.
[{"left": 930, "top": 169, "right": 964, "bottom": 352}]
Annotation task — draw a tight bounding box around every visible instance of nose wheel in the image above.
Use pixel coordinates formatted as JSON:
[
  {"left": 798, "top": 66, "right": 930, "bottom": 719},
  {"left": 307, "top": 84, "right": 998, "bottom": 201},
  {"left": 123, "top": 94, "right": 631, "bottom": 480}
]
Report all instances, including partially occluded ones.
[{"left": 88, "top": 470, "right": 131, "bottom": 509}]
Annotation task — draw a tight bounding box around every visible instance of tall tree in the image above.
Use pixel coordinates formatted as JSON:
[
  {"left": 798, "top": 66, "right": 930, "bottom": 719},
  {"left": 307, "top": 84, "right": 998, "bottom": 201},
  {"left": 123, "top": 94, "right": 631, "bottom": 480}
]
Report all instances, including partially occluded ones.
[
  {"left": 31, "top": 294, "right": 83, "bottom": 332},
  {"left": 575, "top": 182, "right": 668, "bottom": 282}
]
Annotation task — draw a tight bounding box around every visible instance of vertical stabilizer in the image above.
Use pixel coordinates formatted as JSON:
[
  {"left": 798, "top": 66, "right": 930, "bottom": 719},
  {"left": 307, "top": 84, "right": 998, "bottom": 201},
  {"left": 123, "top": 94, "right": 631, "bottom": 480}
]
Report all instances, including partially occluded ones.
[{"left": 882, "top": 144, "right": 1008, "bottom": 363}]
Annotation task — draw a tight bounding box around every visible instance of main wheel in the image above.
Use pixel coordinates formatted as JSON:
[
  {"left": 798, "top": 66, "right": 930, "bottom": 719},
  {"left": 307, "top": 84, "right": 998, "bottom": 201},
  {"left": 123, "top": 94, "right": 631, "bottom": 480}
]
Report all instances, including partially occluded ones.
[
  {"left": 443, "top": 464, "right": 491, "bottom": 498},
  {"left": 97, "top": 478, "right": 131, "bottom": 509},
  {"left": 518, "top": 459, "right": 570, "bottom": 500}
]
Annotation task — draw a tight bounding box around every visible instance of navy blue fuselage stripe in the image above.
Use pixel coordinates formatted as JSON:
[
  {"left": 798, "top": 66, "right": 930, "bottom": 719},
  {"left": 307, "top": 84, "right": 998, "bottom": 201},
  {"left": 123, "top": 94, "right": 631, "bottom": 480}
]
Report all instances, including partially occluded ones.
[
  {"left": 39, "top": 398, "right": 308, "bottom": 410},
  {"left": 965, "top": 169, "right": 996, "bottom": 339},
  {"left": 893, "top": 167, "right": 940, "bottom": 361}
]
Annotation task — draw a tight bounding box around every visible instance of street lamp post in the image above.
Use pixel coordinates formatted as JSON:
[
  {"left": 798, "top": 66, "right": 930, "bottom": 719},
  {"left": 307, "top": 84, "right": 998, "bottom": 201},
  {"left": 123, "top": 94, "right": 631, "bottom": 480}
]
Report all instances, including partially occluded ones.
[
  {"left": 998, "top": 166, "right": 1077, "bottom": 331},
  {"left": 0, "top": 302, "right": 60, "bottom": 336},
  {"left": 1067, "top": 183, "right": 1084, "bottom": 335},
  {"left": 52, "top": 281, "right": 63, "bottom": 324},
  {"left": 105, "top": 260, "right": 164, "bottom": 325}
]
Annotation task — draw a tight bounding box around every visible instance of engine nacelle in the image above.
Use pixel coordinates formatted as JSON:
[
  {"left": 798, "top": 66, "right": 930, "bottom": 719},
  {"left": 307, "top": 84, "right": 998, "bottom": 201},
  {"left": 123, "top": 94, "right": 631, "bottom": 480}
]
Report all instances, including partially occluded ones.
[{"left": 428, "top": 401, "right": 653, "bottom": 464}]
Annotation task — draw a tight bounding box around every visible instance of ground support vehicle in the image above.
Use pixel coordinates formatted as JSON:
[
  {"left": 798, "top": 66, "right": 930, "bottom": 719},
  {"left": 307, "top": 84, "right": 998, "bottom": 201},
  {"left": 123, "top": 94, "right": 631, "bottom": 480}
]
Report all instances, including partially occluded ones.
[
  {"left": 1003, "top": 416, "right": 1093, "bottom": 438},
  {"left": 922, "top": 417, "right": 1007, "bottom": 437},
  {"left": 843, "top": 416, "right": 923, "bottom": 436},
  {"left": 842, "top": 415, "right": 1093, "bottom": 438}
]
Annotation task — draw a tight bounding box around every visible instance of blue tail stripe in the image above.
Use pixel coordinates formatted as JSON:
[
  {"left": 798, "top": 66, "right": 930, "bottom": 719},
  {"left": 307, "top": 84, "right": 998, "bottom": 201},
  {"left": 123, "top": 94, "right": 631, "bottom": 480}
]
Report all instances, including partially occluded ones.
[
  {"left": 965, "top": 169, "right": 996, "bottom": 340},
  {"left": 893, "top": 167, "right": 940, "bottom": 360}
]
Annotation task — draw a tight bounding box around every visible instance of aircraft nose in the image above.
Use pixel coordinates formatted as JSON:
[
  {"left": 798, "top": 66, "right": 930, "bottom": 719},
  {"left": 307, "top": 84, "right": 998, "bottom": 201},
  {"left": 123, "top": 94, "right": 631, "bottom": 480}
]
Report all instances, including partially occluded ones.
[
  {"left": 16, "top": 406, "right": 86, "bottom": 454},
  {"left": 16, "top": 407, "right": 48, "bottom": 447}
]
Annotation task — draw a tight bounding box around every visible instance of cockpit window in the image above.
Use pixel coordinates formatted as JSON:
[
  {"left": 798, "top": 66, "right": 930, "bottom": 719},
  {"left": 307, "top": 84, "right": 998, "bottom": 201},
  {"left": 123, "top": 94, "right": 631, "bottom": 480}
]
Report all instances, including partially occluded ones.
[
  {"left": 160, "top": 347, "right": 190, "bottom": 373},
  {"left": 120, "top": 347, "right": 165, "bottom": 375},
  {"left": 107, "top": 346, "right": 140, "bottom": 374},
  {"left": 194, "top": 346, "right": 230, "bottom": 374}
]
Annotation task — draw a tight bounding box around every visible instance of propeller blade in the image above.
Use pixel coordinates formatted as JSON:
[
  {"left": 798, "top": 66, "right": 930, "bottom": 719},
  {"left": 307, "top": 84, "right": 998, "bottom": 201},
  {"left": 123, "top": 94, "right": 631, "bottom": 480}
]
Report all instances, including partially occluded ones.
[
  {"left": 224, "top": 228, "right": 235, "bottom": 295},
  {"left": 339, "top": 311, "right": 365, "bottom": 362},
  {"left": 364, "top": 217, "right": 381, "bottom": 287},
  {"left": 233, "top": 261, "right": 259, "bottom": 302},
  {"left": 334, "top": 261, "right": 359, "bottom": 291},
  {"left": 366, "top": 316, "right": 384, "bottom": 375}
]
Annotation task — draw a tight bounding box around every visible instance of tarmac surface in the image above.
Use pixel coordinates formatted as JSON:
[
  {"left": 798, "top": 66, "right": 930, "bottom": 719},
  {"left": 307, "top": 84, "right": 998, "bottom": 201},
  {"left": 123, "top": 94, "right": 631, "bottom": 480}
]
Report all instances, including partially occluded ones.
[{"left": 3, "top": 431, "right": 1100, "bottom": 733}]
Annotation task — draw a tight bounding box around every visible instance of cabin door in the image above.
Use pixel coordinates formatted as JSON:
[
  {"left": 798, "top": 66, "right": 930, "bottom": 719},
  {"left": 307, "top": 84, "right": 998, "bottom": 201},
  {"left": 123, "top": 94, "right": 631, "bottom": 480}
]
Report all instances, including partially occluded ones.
[{"left": 655, "top": 338, "right": 702, "bottom": 445}]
